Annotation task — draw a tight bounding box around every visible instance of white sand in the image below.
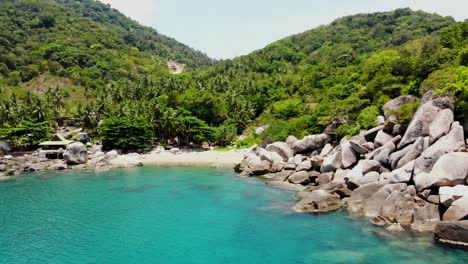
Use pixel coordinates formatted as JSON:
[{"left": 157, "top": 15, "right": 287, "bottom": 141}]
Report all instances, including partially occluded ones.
[{"left": 111, "top": 150, "right": 247, "bottom": 168}]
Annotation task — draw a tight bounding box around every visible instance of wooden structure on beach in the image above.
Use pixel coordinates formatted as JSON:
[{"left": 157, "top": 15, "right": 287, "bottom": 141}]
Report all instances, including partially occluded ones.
[{"left": 38, "top": 134, "right": 73, "bottom": 159}]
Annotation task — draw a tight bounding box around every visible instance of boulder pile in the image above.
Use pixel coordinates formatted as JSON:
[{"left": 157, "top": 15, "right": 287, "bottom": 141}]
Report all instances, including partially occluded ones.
[{"left": 235, "top": 92, "right": 468, "bottom": 247}]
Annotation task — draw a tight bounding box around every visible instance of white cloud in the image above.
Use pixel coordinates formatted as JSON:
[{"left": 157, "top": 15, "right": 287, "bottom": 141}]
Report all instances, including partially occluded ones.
[{"left": 98, "top": 0, "right": 158, "bottom": 25}]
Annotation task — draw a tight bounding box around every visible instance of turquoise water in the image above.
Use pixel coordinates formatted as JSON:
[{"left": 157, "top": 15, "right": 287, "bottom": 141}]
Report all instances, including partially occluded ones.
[{"left": 0, "top": 167, "right": 467, "bottom": 264}]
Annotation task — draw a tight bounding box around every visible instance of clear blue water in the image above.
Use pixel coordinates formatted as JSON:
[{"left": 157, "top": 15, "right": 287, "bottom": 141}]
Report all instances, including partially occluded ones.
[{"left": 0, "top": 166, "right": 467, "bottom": 264}]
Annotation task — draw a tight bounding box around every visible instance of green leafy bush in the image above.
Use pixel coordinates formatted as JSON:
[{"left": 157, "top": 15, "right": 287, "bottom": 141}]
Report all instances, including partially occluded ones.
[{"left": 99, "top": 116, "right": 153, "bottom": 151}]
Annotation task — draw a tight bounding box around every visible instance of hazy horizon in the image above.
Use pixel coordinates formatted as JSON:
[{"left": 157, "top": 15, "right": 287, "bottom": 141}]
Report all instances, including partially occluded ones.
[{"left": 99, "top": 0, "right": 467, "bottom": 59}]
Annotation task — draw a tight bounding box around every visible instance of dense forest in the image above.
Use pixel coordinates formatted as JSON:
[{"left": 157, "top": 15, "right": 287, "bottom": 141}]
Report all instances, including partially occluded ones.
[{"left": 0, "top": 0, "right": 467, "bottom": 151}]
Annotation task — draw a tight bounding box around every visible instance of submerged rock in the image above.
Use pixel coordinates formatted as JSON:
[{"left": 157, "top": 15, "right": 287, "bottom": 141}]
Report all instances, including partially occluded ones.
[
  {"left": 434, "top": 221, "right": 468, "bottom": 247},
  {"left": 293, "top": 190, "right": 342, "bottom": 213}
]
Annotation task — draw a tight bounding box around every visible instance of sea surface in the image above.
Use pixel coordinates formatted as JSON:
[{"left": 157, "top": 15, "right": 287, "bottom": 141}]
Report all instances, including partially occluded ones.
[{"left": 0, "top": 166, "right": 467, "bottom": 264}]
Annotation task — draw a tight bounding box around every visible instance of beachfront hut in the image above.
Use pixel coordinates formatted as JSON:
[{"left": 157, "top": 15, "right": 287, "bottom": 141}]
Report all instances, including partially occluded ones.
[{"left": 38, "top": 134, "right": 73, "bottom": 159}]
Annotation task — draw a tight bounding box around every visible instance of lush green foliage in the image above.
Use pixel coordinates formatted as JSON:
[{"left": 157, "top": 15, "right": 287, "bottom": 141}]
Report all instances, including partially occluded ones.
[
  {"left": 0, "top": 121, "right": 53, "bottom": 149},
  {"left": 99, "top": 117, "right": 153, "bottom": 151},
  {"left": 0, "top": 3, "right": 467, "bottom": 149}
]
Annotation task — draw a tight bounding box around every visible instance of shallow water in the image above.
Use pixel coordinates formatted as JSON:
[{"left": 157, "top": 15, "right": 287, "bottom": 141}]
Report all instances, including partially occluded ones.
[{"left": 0, "top": 166, "right": 467, "bottom": 264}]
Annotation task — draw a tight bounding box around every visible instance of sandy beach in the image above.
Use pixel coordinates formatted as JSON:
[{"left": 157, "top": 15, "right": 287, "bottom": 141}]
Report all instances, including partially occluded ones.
[{"left": 109, "top": 149, "right": 247, "bottom": 168}]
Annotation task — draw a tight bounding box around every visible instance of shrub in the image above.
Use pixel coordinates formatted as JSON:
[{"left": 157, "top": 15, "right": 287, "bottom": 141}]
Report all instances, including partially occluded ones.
[{"left": 99, "top": 116, "right": 153, "bottom": 151}]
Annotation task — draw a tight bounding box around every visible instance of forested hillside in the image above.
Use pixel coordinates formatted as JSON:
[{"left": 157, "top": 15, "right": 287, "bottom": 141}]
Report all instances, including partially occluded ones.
[{"left": 0, "top": 3, "right": 467, "bottom": 150}]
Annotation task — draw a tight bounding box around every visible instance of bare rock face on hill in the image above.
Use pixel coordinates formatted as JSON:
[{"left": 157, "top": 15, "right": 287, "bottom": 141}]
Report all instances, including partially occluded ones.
[{"left": 234, "top": 93, "right": 467, "bottom": 243}]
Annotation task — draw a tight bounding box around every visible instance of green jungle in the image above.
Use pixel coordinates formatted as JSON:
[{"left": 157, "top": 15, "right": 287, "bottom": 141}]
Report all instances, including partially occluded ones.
[{"left": 1, "top": 0, "right": 467, "bottom": 151}]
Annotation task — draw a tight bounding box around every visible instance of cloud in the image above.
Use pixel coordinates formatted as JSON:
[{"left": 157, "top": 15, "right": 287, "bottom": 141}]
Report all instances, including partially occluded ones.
[{"left": 98, "top": 0, "right": 158, "bottom": 25}]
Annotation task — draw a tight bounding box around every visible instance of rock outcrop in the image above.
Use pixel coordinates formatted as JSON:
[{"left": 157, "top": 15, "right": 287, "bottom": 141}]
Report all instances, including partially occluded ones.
[
  {"left": 63, "top": 142, "right": 88, "bottom": 165},
  {"left": 234, "top": 93, "right": 466, "bottom": 241}
]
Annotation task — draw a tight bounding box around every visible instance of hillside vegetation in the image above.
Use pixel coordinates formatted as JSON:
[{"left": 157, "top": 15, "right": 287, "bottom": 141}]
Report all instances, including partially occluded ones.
[{"left": 0, "top": 2, "right": 467, "bottom": 150}]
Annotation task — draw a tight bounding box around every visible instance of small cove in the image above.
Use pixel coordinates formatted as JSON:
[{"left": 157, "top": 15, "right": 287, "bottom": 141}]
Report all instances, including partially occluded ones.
[{"left": 0, "top": 166, "right": 467, "bottom": 264}]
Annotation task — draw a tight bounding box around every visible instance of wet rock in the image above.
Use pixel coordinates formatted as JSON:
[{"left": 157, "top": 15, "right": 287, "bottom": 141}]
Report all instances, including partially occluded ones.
[
  {"left": 267, "top": 170, "right": 293, "bottom": 181},
  {"left": 362, "top": 183, "right": 408, "bottom": 217},
  {"left": 249, "top": 159, "right": 271, "bottom": 176},
  {"left": 434, "top": 221, "right": 468, "bottom": 247},
  {"left": 348, "top": 181, "right": 388, "bottom": 212},
  {"left": 265, "top": 180, "right": 305, "bottom": 191},
  {"left": 293, "top": 190, "right": 342, "bottom": 213}
]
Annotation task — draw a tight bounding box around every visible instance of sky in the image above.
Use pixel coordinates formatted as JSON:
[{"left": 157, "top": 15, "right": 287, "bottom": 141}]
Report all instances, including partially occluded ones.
[{"left": 99, "top": 0, "right": 467, "bottom": 59}]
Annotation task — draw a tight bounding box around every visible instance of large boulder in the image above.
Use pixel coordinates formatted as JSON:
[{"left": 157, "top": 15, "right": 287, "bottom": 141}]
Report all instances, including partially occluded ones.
[
  {"left": 388, "top": 144, "right": 410, "bottom": 169},
  {"left": 0, "top": 140, "right": 11, "bottom": 155},
  {"left": 434, "top": 221, "right": 468, "bottom": 247},
  {"left": 296, "top": 160, "right": 312, "bottom": 172},
  {"left": 265, "top": 180, "right": 305, "bottom": 191},
  {"left": 429, "top": 109, "right": 454, "bottom": 144},
  {"left": 361, "top": 183, "right": 408, "bottom": 217},
  {"left": 259, "top": 150, "right": 284, "bottom": 164},
  {"left": 386, "top": 160, "right": 415, "bottom": 184},
  {"left": 439, "top": 185, "right": 468, "bottom": 207},
  {"left": 288, "top": 171, "right": 310, "bottom": 185},
  {"left": 425, "top": 152, "right": 468, "bottom": 187},
  {"left": 266, "top": 142, "right": 294, "bottom": 162},
  {"left": 349, "top": 140, "right": 370, "bottom": 155},
  {"left": 383, "top": 95, "right": 417, "bottom": 119},
  {"left": 341, "top": 140, "right": 358, "bottom": 169},
  {"left": 443, "top": 196, "right": 468, "bottom": 221},
  {"left": 414, "top": 204, "right": 440, "bottom": 230},
  {"left": 374, "top": 131, "right": 394, "bottom": 148},
  {"left": 292, "top": 134, "right": 331, "bottom": 154},
  {"left": 348, "top": 181, "right": 388, "bottom": 212},
  {"left": 267, "top": 170, "right": 293, "bottom": 181},
  {"left": 286, "top": 136, "right": 298, "bottom": 147},
  {"left": 346, "top": 160, "right": 381, "bottom": 189},
  {"left": 63, "top": 142, "right": 88, "bottom": 165},
  {"left": 293, "top": 190, "right": 342, "bottom": 213},
  {"left": 413, "top": 122, "right": 465, "bottom": 175},
  {"left": 396, "top": 137, "right": 424, "bottom": 169},
  {"left": 248, "top": 158, "right": 271, "bottom": 176},
  {"left": 320, "top": 151, "right": 342, "bottom": 173},
  {"left": 398, "top": 95, "right": 453, "bottom": 148},
  {"left": 105, "top": 150, "right": 119, "bottom": 160},
  {"left": 364, "top": 126, "right": 384, "bottom": 142}
]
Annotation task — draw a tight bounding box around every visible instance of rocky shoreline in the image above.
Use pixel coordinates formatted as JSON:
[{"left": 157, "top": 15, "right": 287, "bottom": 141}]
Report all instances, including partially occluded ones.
[{"left": 234, "top": 91, "right": 468, "bottom": 248}]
